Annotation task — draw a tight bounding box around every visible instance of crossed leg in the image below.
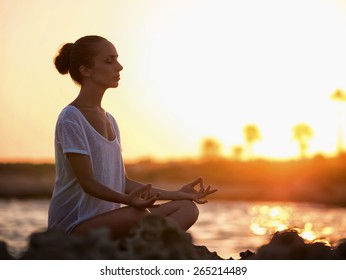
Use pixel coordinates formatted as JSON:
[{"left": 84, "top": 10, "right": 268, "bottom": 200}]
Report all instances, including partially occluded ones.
[
  {"left": 70, "top": 206, "right": 148, "bottom": 239},
  {"left": 70, "top": 200, "right": 199, "bottom": 239},
  {"left": 149, "top": 200, "right": 199, "bottom": 231}
]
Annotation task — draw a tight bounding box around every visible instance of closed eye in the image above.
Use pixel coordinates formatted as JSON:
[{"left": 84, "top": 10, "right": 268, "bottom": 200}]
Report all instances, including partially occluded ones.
[{"left": 104, "top": 55, "right": 118, "bottom": 64}]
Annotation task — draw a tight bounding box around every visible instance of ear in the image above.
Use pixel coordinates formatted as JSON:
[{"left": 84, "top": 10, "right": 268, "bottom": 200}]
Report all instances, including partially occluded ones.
[{"left": 79, "top": 65, "right": 92, "bottom": 78}]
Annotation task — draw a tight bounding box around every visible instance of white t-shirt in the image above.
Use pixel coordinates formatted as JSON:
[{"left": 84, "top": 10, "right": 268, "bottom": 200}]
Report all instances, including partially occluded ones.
[{"left": 48, "top": 105, "right": 126, "bottom": 233}]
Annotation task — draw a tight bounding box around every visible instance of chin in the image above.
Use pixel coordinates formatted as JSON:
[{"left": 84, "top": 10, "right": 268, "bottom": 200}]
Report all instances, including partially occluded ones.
[{"left": 109, "top": 82, "right": 119, "bottom": 88}]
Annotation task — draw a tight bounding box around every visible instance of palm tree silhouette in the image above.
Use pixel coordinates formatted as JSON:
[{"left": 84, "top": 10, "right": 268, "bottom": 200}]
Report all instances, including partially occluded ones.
[
  {"left": 200, "top": 137, "right": 222, "bottom": 161},
  {"left": 243, "top": 124, "right": 261, "bottom": 160},
  {"left": 231, "top": 145, "right": 244, "bottom": 161},
  {"left": 330, "top": 89, "right": 346, "bottom": 155},
  {"left": 292, "top": 123, "right": 313, "bottom": 159}
]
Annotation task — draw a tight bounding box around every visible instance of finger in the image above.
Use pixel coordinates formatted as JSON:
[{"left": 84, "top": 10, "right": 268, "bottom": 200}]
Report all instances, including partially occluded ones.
[
  {"left": 143, "top": 195, "right": 159, "bottom": 208},
  {"left": 198, "top": 187, "right": 218, "bottom": 199},
  {"left": 198, "top": 179, "right": 206, "bottom": 194},
  {"left": 201, "top": 185, "right": 211, "bottom": 195},
  {"left": 188, "top": 177, "right": 202, "bottom": 187},
  {"left": 130, "top": 184, "right": 150, "bottom": 198},
  {"left": 203, "top": 185, "right": 218, "bottom": 194},
  {"left": 144, "top": 191, "right": 159, "bottom": 204},
  {"left": 202, "top": 188, "right": 218, "bottom": 197},
  {"left": 134, "top": 197, "right": 155, "bottom": 209},
  {"left": 208, "top": 188, "right": 218, "bottom": 195},
  {"left": 195, "top": 198, "right": 208, "bottom": 204},
  {"left": 149, "top": 204, "right": 161, "bottom": 208},
  {"left": 144, "top": 184, "right": 152, "bottom": 200},
  {"left": 197, "top": 185, "right": 209, "bottom": 198}
]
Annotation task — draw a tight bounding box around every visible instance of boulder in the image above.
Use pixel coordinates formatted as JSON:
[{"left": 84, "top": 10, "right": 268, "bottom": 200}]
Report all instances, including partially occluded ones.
[
  {"left": 17, "top": 215, "right": 218, "bottom": 260},
  {"left": 247, "top": 229, "right": 346, "bottom": 260}
]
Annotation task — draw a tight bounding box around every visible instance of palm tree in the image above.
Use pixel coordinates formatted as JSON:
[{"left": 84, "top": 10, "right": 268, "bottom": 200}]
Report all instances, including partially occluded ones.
[
  {"left": 200, "top": 137, "right": 222, "bottom": 161},
  {"left": 243, "top": 124, "right": 261, "bottom": 160},
  {"left": 231, "top": 145, "right": 244, "bottom": 161},
  {"left": 292, "top": 123, "right": 313, "bottom": 159},
  {"left": 330, "top": 89, "right": 346, "bottom": 155}
]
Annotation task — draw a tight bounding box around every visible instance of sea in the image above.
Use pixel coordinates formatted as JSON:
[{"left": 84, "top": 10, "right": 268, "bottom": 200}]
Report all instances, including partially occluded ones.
[{"left": 1, "top": 199, "right": 346, "bottom": 259}]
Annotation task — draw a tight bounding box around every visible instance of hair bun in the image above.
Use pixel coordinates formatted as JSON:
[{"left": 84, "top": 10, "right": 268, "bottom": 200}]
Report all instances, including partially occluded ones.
[{"left": 54, "top": 43, "right": 74, "bottom": 75}]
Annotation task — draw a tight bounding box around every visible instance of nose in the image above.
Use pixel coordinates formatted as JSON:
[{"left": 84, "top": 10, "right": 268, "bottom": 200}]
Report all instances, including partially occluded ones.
[{"left": 116, "top": 60, "right": 123, "bottom": 72}]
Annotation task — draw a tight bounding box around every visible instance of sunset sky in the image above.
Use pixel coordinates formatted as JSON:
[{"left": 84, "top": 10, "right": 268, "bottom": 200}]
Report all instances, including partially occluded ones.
[{"left": 2, "top": 0, "right": 346, "bottom": 162}]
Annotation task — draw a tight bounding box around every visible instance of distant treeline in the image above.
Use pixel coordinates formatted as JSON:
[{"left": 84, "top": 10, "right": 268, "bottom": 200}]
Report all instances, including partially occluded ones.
[
  {"left": 125, "top": 155, "right": 346, "bottom": 206},
  {"left": 1, "top": 155, "right": 346, "bottom": 206},
  {"left": 0, "top": 163, "right": 55, "bottom": 198}
]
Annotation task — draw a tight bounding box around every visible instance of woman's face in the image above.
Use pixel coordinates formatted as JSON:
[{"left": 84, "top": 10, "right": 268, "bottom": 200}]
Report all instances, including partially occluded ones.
[{"left": 87, "top": 40, "right": 123, "bottom": 89}]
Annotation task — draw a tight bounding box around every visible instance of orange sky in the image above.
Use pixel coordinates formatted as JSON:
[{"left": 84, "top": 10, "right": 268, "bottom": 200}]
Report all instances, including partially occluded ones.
[{"left": 2, "top": 0, "right": 346, "bottom": 162}]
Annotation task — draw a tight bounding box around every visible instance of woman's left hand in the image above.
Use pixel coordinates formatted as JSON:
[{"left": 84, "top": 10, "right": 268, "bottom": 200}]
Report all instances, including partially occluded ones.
[{"left": 178, "top": 177, "right": 218, "bottom": 204}]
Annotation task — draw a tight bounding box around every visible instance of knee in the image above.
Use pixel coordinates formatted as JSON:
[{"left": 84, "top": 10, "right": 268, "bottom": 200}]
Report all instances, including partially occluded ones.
[
  {"left": 127, "top": 207, "right": 148, "bottom": 224},
  {"left": 180, "top": 200, "right": 199, "bottom": 221}
]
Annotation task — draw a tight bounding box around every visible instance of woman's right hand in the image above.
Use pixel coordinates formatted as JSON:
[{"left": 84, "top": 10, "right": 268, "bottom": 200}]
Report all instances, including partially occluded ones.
[{"left": 124, "top": 184, "right": 159, "bottom": 209}]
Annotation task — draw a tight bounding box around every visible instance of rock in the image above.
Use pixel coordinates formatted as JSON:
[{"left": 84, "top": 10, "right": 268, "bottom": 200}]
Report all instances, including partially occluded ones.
[
  {"left": 249, "top": 229, "right": 345, "bottom": 260},
  {"left": 0, "top": 241, "right": 14, "bottom": 260},
  {"left": 254, "top": 229, "right": 307, "bottom": 260},
  {"left": 20, "top": 227, "right": 119, "bottom": 260},
  {"left": 305, "top": 242, "right": 334, "bottom": 260},
  {"left": 193, "top": 245, "right": 225, "bottom": 260},
  {"left": 334, "top": 239, "right": 346, "bottom": 259},
  {"left": 113, "top": 214, "right": 198, "bottom": 259},
  {"left": 18, "top": 215, "right": 208, "bottom": 260},
  {"left": 3, "top": 221, "right": 346, "bottom": 260},
  {"left": 239, "top": 249, "right": 255, "bottom": 260}
]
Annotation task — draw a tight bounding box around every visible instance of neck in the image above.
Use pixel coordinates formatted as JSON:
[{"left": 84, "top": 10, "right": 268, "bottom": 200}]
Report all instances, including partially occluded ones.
[{"left": 72, "top": 84, "right": 106, "bottom": 109}]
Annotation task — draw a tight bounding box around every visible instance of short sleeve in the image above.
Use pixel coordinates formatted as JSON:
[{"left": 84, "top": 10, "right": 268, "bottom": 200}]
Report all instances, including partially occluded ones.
[{"left": 57, "top": 120, "right": 89, "bottom": 155}]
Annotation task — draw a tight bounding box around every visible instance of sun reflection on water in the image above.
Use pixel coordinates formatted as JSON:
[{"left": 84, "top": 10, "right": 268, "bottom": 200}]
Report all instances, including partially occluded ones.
[
  {"left": 249, "top": 203, "right": 335, "bottom": 244},
  {"left": 249, "top": 205, "right": 290, "bottom": 235}
]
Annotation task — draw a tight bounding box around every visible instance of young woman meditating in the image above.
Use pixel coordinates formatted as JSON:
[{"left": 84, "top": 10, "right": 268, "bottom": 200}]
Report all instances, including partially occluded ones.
[{"left": 48, "top": 35, "right": 217, "bottom": 239}]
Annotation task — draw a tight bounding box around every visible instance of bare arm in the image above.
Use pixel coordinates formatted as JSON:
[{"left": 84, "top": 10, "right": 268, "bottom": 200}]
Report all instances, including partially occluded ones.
[
  {"left": 125, "top": 176, "right": 218, "bottom": 204},
  {"left": 126, "top": 176, "right": 179, "bottom": 200},
  {"left": 67, "top": 153, "right": 158, "bottom": 208}
]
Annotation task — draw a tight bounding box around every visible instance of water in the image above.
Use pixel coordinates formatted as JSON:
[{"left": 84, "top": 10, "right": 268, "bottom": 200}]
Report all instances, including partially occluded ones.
[{"left": 1, "top": 199, "right": 346, "bottom": 259}]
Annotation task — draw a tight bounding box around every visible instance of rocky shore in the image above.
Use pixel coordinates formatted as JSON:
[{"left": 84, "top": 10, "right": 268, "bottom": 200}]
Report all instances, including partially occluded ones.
[{"left": 1, "top": 215, "right": 346, "bottom": 260}]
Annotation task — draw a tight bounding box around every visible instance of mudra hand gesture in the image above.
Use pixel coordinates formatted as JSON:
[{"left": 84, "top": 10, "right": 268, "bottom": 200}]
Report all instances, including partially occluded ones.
[
  {"left": 126, "top": 184, "right": 159, "bottom": 209},
  {"left": 178, "top": 177, "right": 217, "bottom": 204}
]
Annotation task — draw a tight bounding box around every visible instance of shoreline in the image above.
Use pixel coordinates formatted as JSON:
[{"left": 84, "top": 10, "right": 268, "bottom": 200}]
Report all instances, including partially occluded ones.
[{"left": 2, "top": 158, "right": 346, "bottom": 207}]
